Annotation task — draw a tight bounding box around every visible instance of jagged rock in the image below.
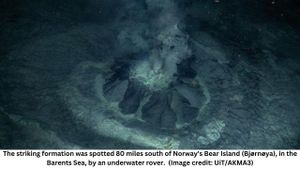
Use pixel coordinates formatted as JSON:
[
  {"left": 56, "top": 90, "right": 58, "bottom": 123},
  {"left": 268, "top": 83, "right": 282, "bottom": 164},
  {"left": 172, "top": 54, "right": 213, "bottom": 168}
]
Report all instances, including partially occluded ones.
[
  {"left": 103, "top": 79, "right": 128, "bottom": 102},
  {"left": 170, "top": 91, "right": 198, "bottom": 126},
  {"left": 119, "top": 81, "right": 145, "bottom": 114},
  {"left": 141, "top": 92, "right": 176, "bottom": 129},
  {"left": 175, "top": 84, "right": 204, "bottom": 108}
]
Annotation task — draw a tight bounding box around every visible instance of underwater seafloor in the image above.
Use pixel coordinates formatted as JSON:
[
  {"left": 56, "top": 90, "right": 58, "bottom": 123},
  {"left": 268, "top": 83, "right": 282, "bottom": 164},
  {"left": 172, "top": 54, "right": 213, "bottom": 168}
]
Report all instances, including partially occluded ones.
[{"left": 0, "top": 0, "right": 300, "bottom": 149}]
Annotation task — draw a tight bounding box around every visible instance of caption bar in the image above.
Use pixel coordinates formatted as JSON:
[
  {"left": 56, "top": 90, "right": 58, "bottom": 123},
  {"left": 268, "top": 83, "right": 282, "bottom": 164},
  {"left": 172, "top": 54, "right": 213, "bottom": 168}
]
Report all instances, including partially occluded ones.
[{"left": 1, "top": 150, "right": 299, "bottom": 168}]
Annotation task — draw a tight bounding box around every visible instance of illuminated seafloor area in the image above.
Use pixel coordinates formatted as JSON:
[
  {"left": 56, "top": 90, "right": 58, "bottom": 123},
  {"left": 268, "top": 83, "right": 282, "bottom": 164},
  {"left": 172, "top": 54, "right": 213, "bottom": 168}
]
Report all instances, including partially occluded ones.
[{"left": 0, "top": 0, "right": 300, "bottom": 149}]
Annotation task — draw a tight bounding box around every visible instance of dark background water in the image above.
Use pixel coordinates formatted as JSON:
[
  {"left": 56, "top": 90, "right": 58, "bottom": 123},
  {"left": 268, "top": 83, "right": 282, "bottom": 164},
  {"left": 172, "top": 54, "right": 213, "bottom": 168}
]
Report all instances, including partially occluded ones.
[{"left": 0, "top": 0, "right": 299, "bottom": 149}]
